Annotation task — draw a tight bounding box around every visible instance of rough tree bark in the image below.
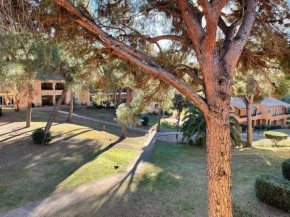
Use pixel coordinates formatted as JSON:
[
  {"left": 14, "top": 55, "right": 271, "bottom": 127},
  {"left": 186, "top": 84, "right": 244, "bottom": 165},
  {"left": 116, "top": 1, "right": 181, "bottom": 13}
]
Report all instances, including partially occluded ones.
[
  {"left": 26, "top": 87, "right": 34, "bottom": 128},
  {"left": 52, "top": 1, "right": 257, "bottom": 215},
  {"left": 67, "top": 92, "right": 74, "bottom": 122},
  {"left": 206, "top": 110, "right": 232, "bottom": 217},
  {"left": 42, "top": 89, "right": 68, "bottom": 144},
  {"left": 115, "top": 87, "right": 122, "bottom": 112},
  {"left": 13, "top": 96, "right": 20, "bottom": 112},
  {"left": 121, "top": 87, "right": 132, "bottom": 138},
  {"left": 157, "top": 107, "right": 162, "bottom": 132},
  {"left": 245, "top": 94, "right": 254, "bottom": 146}
]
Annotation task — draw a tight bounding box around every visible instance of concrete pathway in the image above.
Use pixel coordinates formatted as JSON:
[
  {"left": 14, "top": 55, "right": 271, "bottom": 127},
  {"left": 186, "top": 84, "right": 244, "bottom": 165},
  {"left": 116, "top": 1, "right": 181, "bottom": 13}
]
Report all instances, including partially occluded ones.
[{"left": 0, "top": 130, "right": 157, "bottom": 217}]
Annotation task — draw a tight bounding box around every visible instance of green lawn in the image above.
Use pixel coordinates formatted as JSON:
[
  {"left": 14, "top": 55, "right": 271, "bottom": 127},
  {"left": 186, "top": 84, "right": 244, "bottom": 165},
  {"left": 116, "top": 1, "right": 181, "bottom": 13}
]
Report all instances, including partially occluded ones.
[
  {"left": 61, "top": 106, "right": 116, "bottom": 121},
  {"left": 50, "top": 142, "right": 290, "bottom": 217},
  {"left": 0, "top": 109, "right": 145, "bottom": 214},
  {"left": 145, "top": 114, "right": 181, "bottom": 131}
]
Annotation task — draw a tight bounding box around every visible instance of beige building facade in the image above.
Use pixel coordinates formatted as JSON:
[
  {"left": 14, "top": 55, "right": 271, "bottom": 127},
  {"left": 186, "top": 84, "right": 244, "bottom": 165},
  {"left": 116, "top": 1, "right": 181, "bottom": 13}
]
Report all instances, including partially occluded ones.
[
  {"left": 0, "top": 79, "right": 90, "bottom": 108},
  {"left": 230, "top": 97, "right": 290, "bottom": 128}
]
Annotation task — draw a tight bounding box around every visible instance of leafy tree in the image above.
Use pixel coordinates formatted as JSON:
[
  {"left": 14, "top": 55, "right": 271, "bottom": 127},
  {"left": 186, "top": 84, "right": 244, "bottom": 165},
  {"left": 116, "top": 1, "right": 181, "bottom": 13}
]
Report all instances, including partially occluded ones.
[
  {"left": 181, "top": 105, "right": 242, "bottom": 146},
  {"left": 0, "top": 28, "right": 53, "bottom": 127},
  {"left": 42, "top": 39, "right": 103, "bottom": 143},
  {"left": 172, "top": 93, "right": 191, "bottom": 125},
  {"left": 281, "top": 94, "right": 290, "bottom": 104},
  {"left": 2, "top": 0, "right": 290, "bottom": 215}
]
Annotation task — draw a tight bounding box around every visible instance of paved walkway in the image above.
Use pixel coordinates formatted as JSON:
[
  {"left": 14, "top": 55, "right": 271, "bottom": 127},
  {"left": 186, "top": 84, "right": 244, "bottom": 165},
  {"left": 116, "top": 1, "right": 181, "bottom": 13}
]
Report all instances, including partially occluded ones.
[{"left": 0, "top": 130, "right": 157, "bottom": 217}]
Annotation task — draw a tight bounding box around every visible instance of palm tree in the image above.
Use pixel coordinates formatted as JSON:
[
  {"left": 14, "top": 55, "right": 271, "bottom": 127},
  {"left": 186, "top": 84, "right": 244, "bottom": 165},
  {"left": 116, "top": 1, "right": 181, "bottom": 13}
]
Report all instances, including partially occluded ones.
[{"left": 181, "top": 105, "right": 241, "bottom": 146}]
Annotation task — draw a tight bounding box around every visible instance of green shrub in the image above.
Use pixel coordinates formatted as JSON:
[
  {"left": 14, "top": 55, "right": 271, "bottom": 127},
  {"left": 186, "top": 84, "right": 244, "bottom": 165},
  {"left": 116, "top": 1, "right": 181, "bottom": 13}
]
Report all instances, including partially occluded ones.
[
  {"left": 254, "top": 125, "right": 263, "bottom": 131},
  {"left": 0, "top": 107, "right": 2, "bottom": 116},
  {"left": 262, "top": 125, "right": 271, "bottom": 130},
  {"left": 255, "top": 174, "right": 290, "bottom": 212},
  {"left": 240, "top": 124, "right": 247, "bottom": 132},
  {"left": 141, "top": 116, "right": 150, "bottom": 126},
  {"left": 239, "top": 139, "right": 249, "bottom": 147},
  {"left": 164, "top": 109, "right": 173, "bottom": 117},
  {"left": 271, "top": 125, "right": 282, "bottom": 130},
  {"left": 233, "top": 204, "right": 258, "bottom": 217},
  {"left": 32, "top": 128, "right": 52, "bottom": 145},
  {"left": 282, "top": 159, "right": 290, "bottom": 181},
  {"left": 264, "top": 131, "right": 288, "bottom": 146}
]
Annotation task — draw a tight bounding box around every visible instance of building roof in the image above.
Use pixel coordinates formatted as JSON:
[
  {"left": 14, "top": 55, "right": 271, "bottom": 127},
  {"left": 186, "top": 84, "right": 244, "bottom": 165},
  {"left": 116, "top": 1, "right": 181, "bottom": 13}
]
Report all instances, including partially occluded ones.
[
  {"left": 230, "top": 97, "right": 247, "bottom": 109},
  {"left": 260, "top": 97, "right": 290, "bottom": 108},
  {"left": 230, "top": 96, "right": 290, "bottom": 109},
  {"left": 36, "top": 73, "right": 64, "bottom": 81}
]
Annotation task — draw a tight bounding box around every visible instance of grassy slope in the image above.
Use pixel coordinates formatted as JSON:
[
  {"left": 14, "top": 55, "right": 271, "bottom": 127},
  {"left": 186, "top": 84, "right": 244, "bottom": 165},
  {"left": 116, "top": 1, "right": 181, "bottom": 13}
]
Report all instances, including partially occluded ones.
[
  {"left": 0, "top": 109, "right": 144, "bottom": 213},
  {"left": 51, "top": 142, "right": 290, "bottom": 217}
]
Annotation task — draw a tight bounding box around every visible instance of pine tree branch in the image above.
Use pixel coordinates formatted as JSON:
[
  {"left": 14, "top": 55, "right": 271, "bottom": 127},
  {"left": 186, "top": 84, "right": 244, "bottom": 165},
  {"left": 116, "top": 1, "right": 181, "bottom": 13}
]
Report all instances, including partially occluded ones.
[
  {"left": 222, "top": 0, "right": 257, "bottom": 70},
  {"left": 53, "top": 0, "right": 210, "bottom": 115}
]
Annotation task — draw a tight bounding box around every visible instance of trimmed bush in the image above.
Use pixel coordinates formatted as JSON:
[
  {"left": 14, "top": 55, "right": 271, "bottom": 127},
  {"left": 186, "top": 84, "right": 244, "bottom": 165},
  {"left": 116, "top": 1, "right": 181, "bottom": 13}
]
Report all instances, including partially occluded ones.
[
  {"left": 261, "top": 125, "right": 271, "bottom": 130},
  {"left": 254, "top": 125, "right": 263, "bottom": 131},
  {"left": 271, "top": 125, "right": 282, "bottom": 130},
  {"left": 264, "top": 131, "right": 288, "bottom": 146},
  {"left": 164, "top": 109, "right": 173, "bottom": 117},
  {"left": 240, "top": 124, "right": 247, "bottom": 132},
  {"left": 32, "top": 128, "right": 52, "bottom": 145},
  {"left": 282, "top": 159, "right": 290, "bottom": 181},
  {"left": 141, "top": 116, "right": 150, "bottom": 126},
  {"left": 255, "top": 174, "right": 290, "bottom": 212},
  {"left": 0, "top": 107, "right": 2, "bottom": 116}
]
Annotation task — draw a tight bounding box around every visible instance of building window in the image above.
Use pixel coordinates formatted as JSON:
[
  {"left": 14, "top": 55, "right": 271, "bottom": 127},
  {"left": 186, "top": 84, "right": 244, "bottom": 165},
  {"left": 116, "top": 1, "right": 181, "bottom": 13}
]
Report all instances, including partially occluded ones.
[
  {"left": 252, "top": 108, "right": 257, "bottom": 116},
  {"left": 267, "top": 109, "right": 272, "bottom": 114},
  {"left": 274, "top": 108, "right": 278, "bottom": 116}
]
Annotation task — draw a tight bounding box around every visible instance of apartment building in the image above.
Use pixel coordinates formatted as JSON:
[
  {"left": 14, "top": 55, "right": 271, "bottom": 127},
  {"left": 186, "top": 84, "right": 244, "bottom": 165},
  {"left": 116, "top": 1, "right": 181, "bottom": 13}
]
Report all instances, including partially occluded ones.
[
  {"left": 230, "top": 97, "right": 290, "bottom": 127},
  {"left": 0, "top": 75, "right": 90, "bottom": 108}
]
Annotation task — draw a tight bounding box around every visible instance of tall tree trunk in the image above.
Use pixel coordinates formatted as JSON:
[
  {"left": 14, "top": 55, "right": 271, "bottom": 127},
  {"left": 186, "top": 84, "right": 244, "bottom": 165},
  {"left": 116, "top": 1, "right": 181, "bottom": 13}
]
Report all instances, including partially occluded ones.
[
  {"left": 115, "top": 87, "right": 122, "bottom": 112},
  {"left": 67, "top": 92, "right": 74, "bottom": 122},
  {"left": 121, "top": 88, "right": 132, "bottom": 138},
  {"left": 157, "top": 107, "right": 162, "bottom": 132},
  {"left": 245, "top": 94, "right": 254, "bottom": 147},
  {"left": 14, "top": 96, "right": 20, "bottom": 112},
  {"left": 26, "top": 89, "right": 34, "bottom": 128},
  {"left": 42, "top": 89, "right": 68, "bottom": 144},
  {"left": 205, "top": 111, "right": 232, "bottom": 217}
]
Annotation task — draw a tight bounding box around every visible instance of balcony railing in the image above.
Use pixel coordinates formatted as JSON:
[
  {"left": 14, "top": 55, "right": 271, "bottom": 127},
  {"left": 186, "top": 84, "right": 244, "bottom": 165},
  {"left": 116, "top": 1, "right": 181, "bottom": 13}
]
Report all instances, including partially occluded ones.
[{"left": 41, "top": 87, "right": 53, "bottom": 90}]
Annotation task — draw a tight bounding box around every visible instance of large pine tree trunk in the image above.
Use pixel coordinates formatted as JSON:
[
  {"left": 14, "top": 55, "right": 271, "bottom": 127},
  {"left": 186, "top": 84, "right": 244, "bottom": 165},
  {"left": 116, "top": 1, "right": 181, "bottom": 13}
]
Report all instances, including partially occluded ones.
[
  {"left": 67, "top": 92, "right": 74, "bottom": 122},
  {"left": 245, "top": 95, "right": 254, "bottom": 147},
  {"left": 42, "top": 89, "right": 68, "bottom": 144},
  {"left": 205, "top": 111, "right": 232, "bottom": 217},
  {"left": 26, "top": 90, "right": 34, "bottom": 128}
]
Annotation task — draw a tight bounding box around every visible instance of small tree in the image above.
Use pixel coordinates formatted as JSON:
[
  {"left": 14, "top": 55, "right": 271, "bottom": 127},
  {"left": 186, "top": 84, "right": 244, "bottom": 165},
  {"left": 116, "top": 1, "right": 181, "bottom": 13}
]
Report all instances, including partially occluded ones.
[{"left": 172, "top": 93, "right": 191, "bottom": 126}]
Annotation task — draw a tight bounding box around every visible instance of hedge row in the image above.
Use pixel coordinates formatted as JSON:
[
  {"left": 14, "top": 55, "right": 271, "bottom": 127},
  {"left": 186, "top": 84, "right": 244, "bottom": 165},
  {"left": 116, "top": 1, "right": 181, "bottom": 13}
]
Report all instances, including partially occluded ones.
[
  {"left": 254, "top": 125, "right": 282, "bottom": 131},
  {"left": 255, "top": 174, "right": 290, "bottom": 212},
  {"left": 283, "top": 159, "right": 290, "bottom": 181},
  {"left": 241, "top": 124, "right": 283, "bottom": 132}
]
